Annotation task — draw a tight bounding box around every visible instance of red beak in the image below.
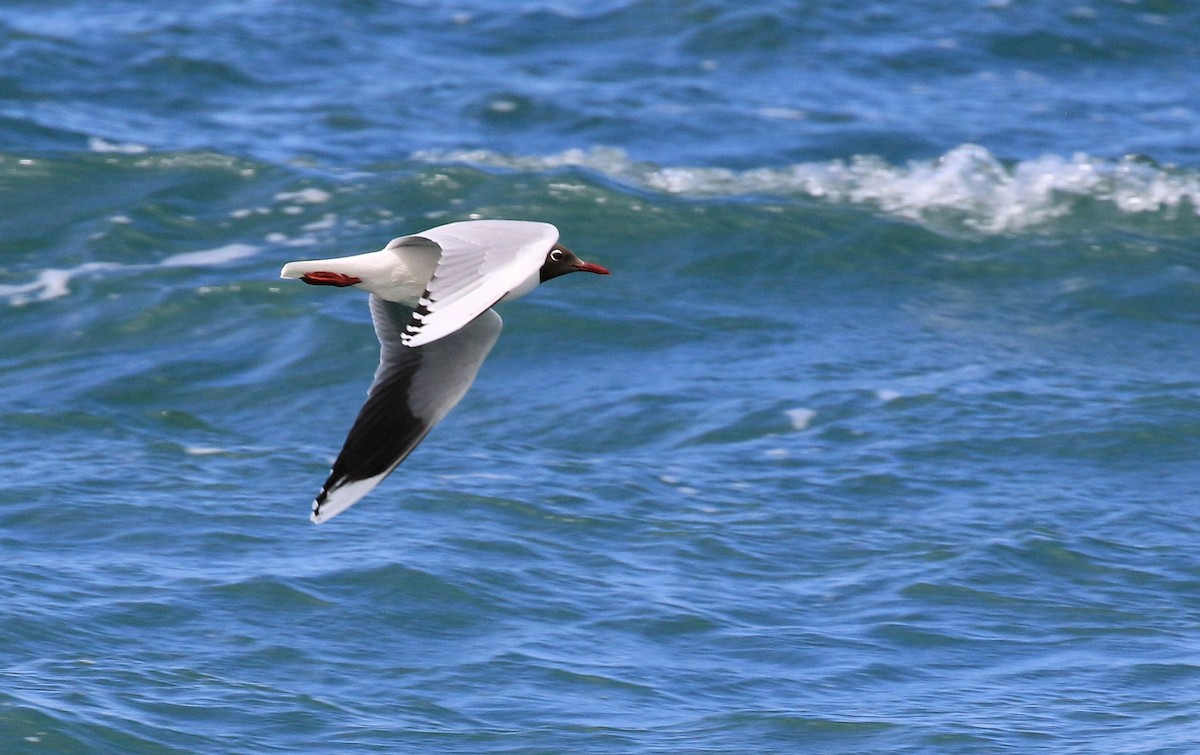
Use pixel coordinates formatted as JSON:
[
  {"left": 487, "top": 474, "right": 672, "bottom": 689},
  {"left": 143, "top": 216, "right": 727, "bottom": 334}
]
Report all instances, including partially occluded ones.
[{"left": 574, "top": 261, "right": 611, "bottom": 275}]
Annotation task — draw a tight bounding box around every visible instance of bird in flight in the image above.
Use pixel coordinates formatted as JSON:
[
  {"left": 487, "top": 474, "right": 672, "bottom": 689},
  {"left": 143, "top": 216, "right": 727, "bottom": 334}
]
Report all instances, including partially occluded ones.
[{"left": 281, "top": 219, "right": 610, "bottom": 523}]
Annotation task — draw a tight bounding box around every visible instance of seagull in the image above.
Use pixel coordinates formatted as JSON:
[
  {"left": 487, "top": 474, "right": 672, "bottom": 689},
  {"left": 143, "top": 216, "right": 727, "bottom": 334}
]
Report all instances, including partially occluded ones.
[{"left": 281, "top": 219, "right": 609, "bottom": 523}]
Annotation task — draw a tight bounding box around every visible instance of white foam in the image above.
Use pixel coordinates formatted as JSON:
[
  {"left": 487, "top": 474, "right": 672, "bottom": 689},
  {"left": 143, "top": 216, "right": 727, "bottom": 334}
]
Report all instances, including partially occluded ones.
[
  {"left": 184, "top": 446, "right": 227, "bottom": 456},
  {"left": 274, "top": 188, "right": 332, "bottom": 204},
  {"left": 87, "top": 136, "right": 148, "bottom": 154},
  {"left": 415, "top": 144, "right": 1200, "bottom": 233},
  {"left": 414, "top": 145, "right": 640, "bottom": 180},
  {"left": 758, "top": 107, "right": 808, "bottom": 121},
  {"left": 302, "top": 213, "right": 338, "bottom": 232},
  {"left": 265, "top": 232, "right": 318, "bottom": 247},
  {"left": 874, "top": 365, "right": 988, "bottom": 402},
  {"left": 4, "top": 242, "right": 264, "bottom": 307},
  {"left": 0, "top": 262, "right": 119, "bottom": 306},
  {"left": 160, "top": 243, "right": 260, "bottom": 268},
  {"left": 230, "top": 207, "right": 271, "bottom": 219},
  {"left": 784, "top": 407, "right": 816, "bottom": 430},
  {"left": 435, "top": 472, "right": 517, "bottom": 482},
  {"left": 0, "top": 269, "right": 74, "bottom": 304}
]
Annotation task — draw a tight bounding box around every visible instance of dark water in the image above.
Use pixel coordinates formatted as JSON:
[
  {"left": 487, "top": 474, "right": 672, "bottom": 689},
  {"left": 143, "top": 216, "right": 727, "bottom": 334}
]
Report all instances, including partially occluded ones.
[{"left": 3, "top": 2, "right": 1200, "bottom": 752}]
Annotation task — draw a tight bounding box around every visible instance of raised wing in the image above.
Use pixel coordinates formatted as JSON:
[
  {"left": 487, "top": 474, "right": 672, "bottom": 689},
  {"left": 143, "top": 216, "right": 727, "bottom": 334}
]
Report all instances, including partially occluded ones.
[
  {"left": 400, "top": 220, "right": 558, "bottom": 348},
  {"left": 310, "top": 295, "right": 503, "bottom": 523}
]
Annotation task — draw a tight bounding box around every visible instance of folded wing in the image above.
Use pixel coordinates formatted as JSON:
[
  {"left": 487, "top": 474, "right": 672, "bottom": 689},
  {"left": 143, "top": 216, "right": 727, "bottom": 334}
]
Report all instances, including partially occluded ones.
[{"left": 310, "top": 295, "right": 503, "bottom": 523}]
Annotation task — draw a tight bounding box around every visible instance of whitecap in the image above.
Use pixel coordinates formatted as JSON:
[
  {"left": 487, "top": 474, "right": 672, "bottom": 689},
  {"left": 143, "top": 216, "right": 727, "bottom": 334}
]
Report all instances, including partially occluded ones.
[
  {"left": 274, "top": 188, "right": 332, "bottom": 204},
  {"left": 302, "top": 213, "right": 338, "bottom": 232},
  {"left": 0, "top": 262, "right": 120, "bottom": 306},
  {"left": 784, "top": 407, "right": 816, "bottom": 430},
  {"left": 230, "top": 207, "right": 271, "bottom": 219},
  {"left": 184, "top": 446, "right": 227, "bottom": 456},
  {"left": 265, "top": 232, "right": 318, "bottom": 247},
  {"left": 413, "top": 145, "right": 641, "bottom": 181},
  {"left": 87, "top": 136, "right": 148, "bottom": 154},
  {"left": 160, "top": 243, "right": 260, "bottom": 268},
  {"left": 3, "top": 242, "right": 264, "bottom": 307},
  {"left": 415, "top": 144, "right": 1200, "bottom": 234}
]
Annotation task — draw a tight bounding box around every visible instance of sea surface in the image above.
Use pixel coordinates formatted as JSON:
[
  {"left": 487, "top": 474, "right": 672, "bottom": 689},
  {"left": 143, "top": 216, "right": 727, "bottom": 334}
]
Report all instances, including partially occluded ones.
[{"left": 3, "top": 1, "right": 1200, "bottom": 752}]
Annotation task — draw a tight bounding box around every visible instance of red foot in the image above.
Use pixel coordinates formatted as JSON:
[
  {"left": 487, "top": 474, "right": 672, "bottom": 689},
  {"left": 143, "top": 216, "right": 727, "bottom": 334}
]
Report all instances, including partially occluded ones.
[{"left": 300, "top": 271, "right": 362, "bottom": 287}]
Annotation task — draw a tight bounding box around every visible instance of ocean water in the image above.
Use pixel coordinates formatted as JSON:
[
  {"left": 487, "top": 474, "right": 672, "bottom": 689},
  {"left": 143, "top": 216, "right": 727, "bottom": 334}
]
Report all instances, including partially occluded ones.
[{"left": 3, "top": 1, "right": 1200, "bottom": 752}]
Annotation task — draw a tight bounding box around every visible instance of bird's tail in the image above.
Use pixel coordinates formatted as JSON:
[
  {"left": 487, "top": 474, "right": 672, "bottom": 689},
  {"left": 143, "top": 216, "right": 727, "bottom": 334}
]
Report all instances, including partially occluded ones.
[{"left": 280, "top": 258, "right": 335, "bottom": 279}]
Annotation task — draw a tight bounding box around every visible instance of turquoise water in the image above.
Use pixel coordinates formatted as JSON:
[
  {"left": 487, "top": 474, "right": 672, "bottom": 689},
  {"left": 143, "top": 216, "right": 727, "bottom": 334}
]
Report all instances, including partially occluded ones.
[{"left": 3, "top": 2, "right": 1200, "bottom": 752}]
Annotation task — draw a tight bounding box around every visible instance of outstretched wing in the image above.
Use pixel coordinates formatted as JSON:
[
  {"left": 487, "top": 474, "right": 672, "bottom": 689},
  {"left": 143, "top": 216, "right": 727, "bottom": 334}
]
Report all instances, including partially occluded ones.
[
  {"left": 310, "top": 295, "right": 503, "bottom": 523},
  {"left": 400, "top": 220, "right": 558, "bottom": 348}
]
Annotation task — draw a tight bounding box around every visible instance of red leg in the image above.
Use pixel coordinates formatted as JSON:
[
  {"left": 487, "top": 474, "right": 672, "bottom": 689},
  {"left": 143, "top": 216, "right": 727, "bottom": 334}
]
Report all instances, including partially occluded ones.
[{"left": 300, "top": 271, "right": 363, "bottom": 287}]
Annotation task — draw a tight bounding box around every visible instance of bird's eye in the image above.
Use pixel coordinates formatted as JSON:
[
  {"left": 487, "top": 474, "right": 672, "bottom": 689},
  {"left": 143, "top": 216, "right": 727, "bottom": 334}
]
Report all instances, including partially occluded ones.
[{"left": 550, "top": 249, "right": 564, "bottom": 262}]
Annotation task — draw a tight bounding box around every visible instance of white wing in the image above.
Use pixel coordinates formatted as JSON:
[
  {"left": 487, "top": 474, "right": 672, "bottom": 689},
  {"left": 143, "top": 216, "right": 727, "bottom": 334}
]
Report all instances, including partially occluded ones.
[
  {"left": 310, "top": 295, "right": 503, "bottom": 523},
  {"left": 400, "top": 220, "right": 558, "bottom": 348}
]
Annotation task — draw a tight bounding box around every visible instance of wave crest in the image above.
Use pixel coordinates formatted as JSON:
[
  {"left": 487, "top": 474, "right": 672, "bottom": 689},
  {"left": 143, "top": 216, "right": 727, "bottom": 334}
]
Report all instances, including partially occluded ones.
[{"left": 415, "top": 144, "right": 1200, "bottom": 234}]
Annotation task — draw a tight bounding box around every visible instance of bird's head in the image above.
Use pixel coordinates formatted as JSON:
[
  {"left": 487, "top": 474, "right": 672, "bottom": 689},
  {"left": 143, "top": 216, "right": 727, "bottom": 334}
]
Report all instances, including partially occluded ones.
[{"left": 539, "top": 243, "right": 610, "bottom": 282}]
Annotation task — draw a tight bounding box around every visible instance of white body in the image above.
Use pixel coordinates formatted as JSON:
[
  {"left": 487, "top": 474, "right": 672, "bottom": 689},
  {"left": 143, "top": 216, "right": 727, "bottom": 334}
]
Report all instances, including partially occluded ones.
[
  {"left": 280, "top": 239, "right": 438, "bottom": 305},
  {"left": 279, "top": 220, "right": 556, "bottom": 337}
]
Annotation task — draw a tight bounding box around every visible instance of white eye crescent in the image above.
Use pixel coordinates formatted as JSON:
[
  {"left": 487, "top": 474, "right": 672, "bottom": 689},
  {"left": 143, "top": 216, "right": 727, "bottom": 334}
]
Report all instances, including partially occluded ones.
[{"left": 550, "top": 249, "right": 564, "bottom": 262}]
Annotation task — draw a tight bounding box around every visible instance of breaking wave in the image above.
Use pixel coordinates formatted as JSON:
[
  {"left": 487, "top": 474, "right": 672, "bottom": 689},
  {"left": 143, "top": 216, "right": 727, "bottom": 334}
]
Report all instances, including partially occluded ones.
[
  {"left": 415, "top": 144, "right": 1200, "bottom": 234},
  {"left": 0, "top": 244, "right": 263, "bottom": 307}
]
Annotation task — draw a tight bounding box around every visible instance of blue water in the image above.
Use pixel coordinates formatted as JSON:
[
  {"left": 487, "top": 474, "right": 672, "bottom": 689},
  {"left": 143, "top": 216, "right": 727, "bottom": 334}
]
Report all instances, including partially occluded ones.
[{"left": 3, "top": 2, "right": 1200, "bottom": 752}]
